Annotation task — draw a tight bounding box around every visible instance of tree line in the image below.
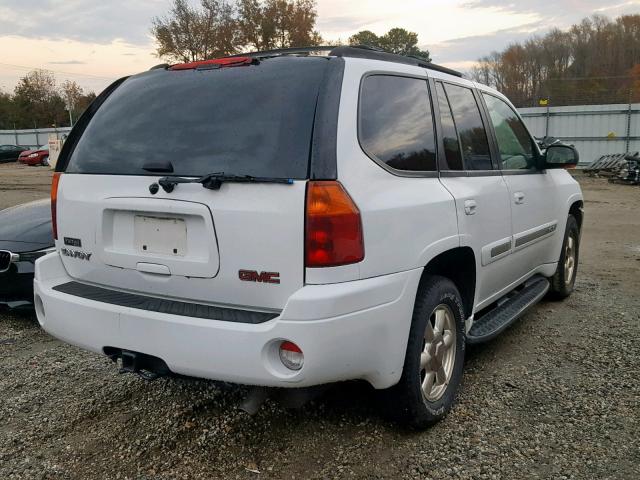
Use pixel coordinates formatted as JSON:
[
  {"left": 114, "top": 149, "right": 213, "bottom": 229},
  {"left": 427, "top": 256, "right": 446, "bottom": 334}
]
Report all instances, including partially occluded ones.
[
  {"left": 152, "top": 0, "right": 429, "bottom": 62},
  {"left": 0, "top": 70, "right": 96, "bottom": 130},
  {"left": 3, "top": 4, "right": 638, "bottom": 131},
  {"left": 151, "top": 0, "right": 323, "bottom": 62},
  {"left": 471, "top": 14, "right": 640, "bottom": 107},
  {"left": 0, "top": 0, "right": 430, "bottom": 131}
]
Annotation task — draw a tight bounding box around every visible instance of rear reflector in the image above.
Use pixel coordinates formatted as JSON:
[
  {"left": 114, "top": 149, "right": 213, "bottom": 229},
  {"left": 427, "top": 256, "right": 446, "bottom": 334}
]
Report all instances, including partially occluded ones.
[
  {"left": 305, "top": 181, "right": 364, "bottom": 268},
  {"left": 279, "top": 341, "right": 304, "bottom": 371},
  {"left": 169, "top": 57, "right": 254, "bottom": 71},
  {"left": 51, "top": 172, "right": 61, "bottom": 240}
]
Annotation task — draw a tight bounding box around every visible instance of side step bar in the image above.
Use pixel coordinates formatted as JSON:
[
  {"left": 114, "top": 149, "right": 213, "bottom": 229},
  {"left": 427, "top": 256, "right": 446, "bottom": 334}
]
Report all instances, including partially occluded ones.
[{"left": 467, "top": 276, "right": 549, "bottom": 344}]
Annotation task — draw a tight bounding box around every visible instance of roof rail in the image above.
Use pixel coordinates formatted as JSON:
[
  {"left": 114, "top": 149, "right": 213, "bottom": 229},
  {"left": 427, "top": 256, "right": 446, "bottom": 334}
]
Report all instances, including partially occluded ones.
[
  {"left": 225, "top": 45, "right": 463, "bottom": 78},
  {"left": 329, "top": 46, "right": 463, "bottom": 77},
  {"left": 226, "top": 46, "right": 336, "bottom": 58}
]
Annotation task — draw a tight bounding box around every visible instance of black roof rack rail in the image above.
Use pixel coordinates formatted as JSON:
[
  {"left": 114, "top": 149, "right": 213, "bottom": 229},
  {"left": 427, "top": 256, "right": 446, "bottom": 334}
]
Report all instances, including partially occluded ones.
[
  {"left": 226, "top": 46, "right": 336, "bottom": 58},
  {"left": 330, "top": 46, "right": 463, "bottom": 77},
  {"left": 226, "top": 45, "right": 463, "bottom": 78}
]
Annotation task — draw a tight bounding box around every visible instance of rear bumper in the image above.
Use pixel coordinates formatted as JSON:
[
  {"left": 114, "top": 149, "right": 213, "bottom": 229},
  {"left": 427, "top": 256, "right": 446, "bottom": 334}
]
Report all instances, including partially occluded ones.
[{"left": 34, "top": 253, "right": 422, "bottom": 389}]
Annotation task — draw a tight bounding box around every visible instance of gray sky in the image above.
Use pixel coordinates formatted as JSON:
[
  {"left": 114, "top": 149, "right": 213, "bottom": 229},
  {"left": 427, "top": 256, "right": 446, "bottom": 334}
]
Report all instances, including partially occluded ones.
[{"left": 1, "top": 0, "right": 639, "bottom": 93}]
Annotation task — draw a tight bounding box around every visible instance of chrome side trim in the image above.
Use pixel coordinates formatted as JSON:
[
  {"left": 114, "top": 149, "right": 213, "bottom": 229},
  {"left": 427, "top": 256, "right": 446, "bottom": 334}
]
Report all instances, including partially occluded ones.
[
  {"left": 514, "top": 221, "right": 558, "bottom": 250},
  {"left": 490, "top": 241, "right": 512, "bottom": 258},
  {"left": 481, "top": 237, "right": 512, "bottom": 266}
]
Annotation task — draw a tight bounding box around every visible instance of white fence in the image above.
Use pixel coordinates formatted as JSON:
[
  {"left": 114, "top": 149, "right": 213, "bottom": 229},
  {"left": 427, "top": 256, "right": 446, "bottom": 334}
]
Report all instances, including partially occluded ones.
[
  {"left": 519, "top": 103, "right": 640, "bottom": 165},
  {"left": 0, "top": 127, "right": 71, "bottom": 148},
  {"left": 3, "top": 103, "right": 638, "bottom": 165}
]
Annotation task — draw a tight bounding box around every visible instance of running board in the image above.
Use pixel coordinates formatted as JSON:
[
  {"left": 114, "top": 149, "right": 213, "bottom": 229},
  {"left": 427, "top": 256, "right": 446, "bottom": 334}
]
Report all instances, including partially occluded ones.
[{"left": 467, "top": 276, "right": 549, "bottom": 344}]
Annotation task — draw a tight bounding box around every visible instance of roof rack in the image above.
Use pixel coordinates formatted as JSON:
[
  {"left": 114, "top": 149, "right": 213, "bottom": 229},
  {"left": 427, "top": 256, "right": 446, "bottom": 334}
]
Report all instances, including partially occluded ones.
[{"left": 226, "top": 45, "right": 463, "bottom": 78}]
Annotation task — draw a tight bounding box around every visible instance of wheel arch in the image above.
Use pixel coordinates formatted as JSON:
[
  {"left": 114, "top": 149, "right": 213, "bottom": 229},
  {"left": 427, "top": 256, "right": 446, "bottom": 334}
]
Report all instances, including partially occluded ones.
[
  {"left": 420, "top": 247, "right": 476, "bottom": 319},
  {"left": 569, "top": 200, "right": 584, "bottom": 231}
]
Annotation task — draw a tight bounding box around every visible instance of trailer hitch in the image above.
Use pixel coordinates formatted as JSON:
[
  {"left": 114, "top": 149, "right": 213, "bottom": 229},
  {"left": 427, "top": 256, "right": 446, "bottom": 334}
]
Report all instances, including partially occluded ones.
[{"left": 105, "top": 347, "right": 170, "bottom": 381}]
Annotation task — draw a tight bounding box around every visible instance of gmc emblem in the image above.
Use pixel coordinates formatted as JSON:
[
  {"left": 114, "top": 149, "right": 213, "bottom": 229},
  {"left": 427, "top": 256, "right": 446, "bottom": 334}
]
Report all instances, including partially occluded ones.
[{"left": 239, "top": 270, "right": 280, "bottom": 284}]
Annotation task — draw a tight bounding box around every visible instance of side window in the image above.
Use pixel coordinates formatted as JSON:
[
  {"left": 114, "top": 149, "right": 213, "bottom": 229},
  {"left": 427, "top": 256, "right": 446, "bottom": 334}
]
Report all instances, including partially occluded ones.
[
  {"left": 482, "top": 93, "right": 536, "bottom": 170},
  {"left": 443, "top": 83, "right": 492, "bottom": 171},
  {"left": 435, "top": 82, "right": 463, "bottom": 170},
  {"left": 359, "top": 75, "right": 437, "bottom": 172}
]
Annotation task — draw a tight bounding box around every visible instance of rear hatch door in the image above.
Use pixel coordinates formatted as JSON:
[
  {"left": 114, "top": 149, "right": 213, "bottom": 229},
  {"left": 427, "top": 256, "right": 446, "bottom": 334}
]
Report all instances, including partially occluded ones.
[{"left": 56, "top": 57, "right": 329, "bottom": 311}]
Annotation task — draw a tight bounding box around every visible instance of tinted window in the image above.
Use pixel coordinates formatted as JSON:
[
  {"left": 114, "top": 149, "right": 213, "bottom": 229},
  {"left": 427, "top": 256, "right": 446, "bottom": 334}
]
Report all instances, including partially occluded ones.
[
  {"left": 65, "top": 57, "right": 328, "bottom": 178},
  {"left": 360, "top": 75, "right": 437, "bottom": 172},
  {"left": 435, "top": 82, "right": 463, "bottom": 170},
  {"left": 483, "top": 93, "right": 536, "bottom": 170},
  {"left": 444, "top": 84, "right": 492, "bottom": 170}
]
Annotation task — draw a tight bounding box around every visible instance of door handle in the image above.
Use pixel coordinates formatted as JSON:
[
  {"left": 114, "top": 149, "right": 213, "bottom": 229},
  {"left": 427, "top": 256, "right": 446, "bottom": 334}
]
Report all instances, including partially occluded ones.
[
  {"left": 514, "top": 192, "right": 525, "bottom": 205},
  {"left": 464, "top": 199, "right": 477, "bottom": 215}
]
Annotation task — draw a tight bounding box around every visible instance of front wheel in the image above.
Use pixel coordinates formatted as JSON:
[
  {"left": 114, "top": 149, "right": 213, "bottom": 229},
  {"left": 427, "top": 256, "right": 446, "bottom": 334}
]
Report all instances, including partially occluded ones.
[
  {"left": 41, "top": 156, "right": 49, "bottom": 167},
  {"left": 548, "top": 215, "right": 580, "bottom": 299},
  {"left": 383, "top": 275, "right": 466, "bottom": 429}
]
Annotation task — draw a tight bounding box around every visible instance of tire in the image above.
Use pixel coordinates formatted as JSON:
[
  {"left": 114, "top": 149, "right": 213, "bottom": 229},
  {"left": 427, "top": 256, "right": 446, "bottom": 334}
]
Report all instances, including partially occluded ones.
[
  {"left": 41, "top": 156, "right": 49, "bottom": 167},
  {"left": 383, "top": 275, "right": 466, "bottom": 429},
  {"left": 548, "top": 215, "right": 580, "bottom": 299}
]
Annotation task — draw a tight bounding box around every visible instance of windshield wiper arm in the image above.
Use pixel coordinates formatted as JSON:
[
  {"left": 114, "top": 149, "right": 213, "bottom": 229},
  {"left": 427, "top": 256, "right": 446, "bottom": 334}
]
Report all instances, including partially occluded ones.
[{"left": 157, "top": 172, "right": 294, "bottom": 193}]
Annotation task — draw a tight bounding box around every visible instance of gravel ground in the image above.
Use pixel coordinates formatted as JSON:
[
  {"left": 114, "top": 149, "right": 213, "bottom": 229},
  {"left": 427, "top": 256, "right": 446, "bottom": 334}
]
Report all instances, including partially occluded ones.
[{"left": 1, "top": 163, "right": 639, "bottom": 479}]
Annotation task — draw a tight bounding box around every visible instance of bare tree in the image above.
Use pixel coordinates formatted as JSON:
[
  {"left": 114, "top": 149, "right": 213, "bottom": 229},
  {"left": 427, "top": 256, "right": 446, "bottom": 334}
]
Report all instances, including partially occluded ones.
[{"left": 60, "top": 80, "right": 83, "bottom": 125}]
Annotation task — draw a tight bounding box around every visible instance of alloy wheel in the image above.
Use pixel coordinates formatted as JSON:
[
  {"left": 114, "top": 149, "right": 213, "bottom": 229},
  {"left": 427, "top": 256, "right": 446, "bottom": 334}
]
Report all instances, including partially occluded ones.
[{"left": 420, "top": 304, "right": 457, "bottom": 402}]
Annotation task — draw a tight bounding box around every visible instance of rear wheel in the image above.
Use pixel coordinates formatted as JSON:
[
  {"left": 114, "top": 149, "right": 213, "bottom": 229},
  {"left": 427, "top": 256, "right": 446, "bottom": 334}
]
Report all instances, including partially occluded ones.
[
  {"left": 41, "top": 156, "right": 49, "bottom": 167},
  {"left": 383, "top": 275, "right": 465, "bottom": 429},
  {"left": 548, "top": 215, "right": 580, "bottom": 299}
]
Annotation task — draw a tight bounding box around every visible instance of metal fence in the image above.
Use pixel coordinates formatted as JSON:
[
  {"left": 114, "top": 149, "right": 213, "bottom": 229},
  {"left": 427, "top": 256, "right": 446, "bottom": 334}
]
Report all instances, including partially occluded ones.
[
  {"left": 519, "top": 103, "right": 640, "bottom": 165},
  {"left": 0, "top": 127, "right": 72, "bottom": 148},
  {"left": 3, "top": 102, "right": 639, "bottom": 165}
]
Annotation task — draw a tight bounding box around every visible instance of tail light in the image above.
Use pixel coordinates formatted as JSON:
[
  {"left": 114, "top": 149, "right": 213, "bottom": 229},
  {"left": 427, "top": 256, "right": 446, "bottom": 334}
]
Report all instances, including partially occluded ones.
[
  {"left": 51, "top": 172, "right": 61, "bottom": 240},
  {"left": 169, "top": 57, "right": 254, "bottom": 70},
  {"left": 305, "top": 181, "right": 364, "bottom": 268}
]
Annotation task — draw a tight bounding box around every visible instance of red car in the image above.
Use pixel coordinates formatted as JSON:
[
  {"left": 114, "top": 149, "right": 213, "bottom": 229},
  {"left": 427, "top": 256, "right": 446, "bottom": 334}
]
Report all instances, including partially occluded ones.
[{"left": 18, "top": 144, "right": 49, "bottom": 166}]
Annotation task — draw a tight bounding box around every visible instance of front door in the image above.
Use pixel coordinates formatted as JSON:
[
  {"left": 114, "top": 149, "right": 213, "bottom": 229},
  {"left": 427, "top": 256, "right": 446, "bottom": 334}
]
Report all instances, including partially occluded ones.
[{"left": 481, "top": 92, "right": 561, "bottom": 278}]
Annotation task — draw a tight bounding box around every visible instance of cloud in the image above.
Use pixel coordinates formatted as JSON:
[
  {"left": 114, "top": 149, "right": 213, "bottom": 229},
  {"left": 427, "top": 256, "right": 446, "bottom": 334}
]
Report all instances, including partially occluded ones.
[
  {"left": 426, "top": 23, "right": 543, "bottom": 66},
  {"left": 48, "top": 60, "right": 87, "bottom": 65},
  {"left": 463, "top": 0, "right": 640, "bottom": 25},
  {"left": 317, "top": 15, "right": 378, "bottom": 33},
  {"left": 0, "top": 0, "right": 167, "bottom": 45},
  {"left": 426, "top": 0, "right": 640, "bottom": 69}
]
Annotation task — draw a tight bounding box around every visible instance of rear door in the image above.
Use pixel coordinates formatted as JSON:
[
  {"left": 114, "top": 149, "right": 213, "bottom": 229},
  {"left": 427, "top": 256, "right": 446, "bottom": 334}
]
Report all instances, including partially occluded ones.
[
  {"left": 480, "top": 92, "right": 561, "bottom": 276},
  {"left": 55, "top": 57, "right": 331, "bottom": 311},
  {"left": 434, "top": 81, "right": 515, "bottom": 309}
]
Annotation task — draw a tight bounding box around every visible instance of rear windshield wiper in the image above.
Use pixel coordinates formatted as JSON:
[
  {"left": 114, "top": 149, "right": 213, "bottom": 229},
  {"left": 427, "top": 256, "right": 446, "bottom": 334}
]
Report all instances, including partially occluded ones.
[{"left": 156, "top": 172, "right": 294, "bottom": 193}]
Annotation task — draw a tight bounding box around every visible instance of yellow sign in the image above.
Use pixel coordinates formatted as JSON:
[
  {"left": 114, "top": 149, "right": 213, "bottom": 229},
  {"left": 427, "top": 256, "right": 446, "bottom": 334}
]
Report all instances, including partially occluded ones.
[
  {"left": 539, "top": 99, "right": 549, "bottom": 106},
  {"left": 607, "top": 132, "right": 617, "bottom": 139}
]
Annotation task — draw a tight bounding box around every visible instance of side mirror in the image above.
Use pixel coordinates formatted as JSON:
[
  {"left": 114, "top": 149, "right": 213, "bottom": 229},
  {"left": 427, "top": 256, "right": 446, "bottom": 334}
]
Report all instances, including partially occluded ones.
[{"left": 544, "top": 144, "right": 579, "bottom": 169}]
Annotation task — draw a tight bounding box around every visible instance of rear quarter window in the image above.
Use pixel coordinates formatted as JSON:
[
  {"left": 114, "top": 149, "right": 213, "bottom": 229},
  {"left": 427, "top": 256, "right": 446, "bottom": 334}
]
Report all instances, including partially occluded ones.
[
  {"left": 359, "top": 75, "right": 437, "bottom": 173},
  {"left": 64, "top": 57, "right": 329, "bottom": 179}
]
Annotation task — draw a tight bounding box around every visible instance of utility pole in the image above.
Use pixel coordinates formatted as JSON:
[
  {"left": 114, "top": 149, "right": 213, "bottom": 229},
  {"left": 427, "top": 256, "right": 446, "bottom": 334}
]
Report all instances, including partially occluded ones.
[{"left": 625, "top": 88, "right": 632, "bottom": 154}]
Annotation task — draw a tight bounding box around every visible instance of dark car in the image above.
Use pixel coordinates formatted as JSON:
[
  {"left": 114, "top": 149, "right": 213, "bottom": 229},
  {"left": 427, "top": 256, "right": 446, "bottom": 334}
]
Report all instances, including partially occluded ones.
[
  {"left": 0, "top": 199, "right": 53, "bottom": 309},
  {"left": 18, "top": 144, "right": 50, "bottom": 166},
  {"left": 0, "top": 145, "right": 28, "bottom": 163}
]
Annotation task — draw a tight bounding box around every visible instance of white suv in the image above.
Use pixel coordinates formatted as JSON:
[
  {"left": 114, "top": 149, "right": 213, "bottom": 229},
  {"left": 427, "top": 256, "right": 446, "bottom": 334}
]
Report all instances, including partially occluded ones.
[{"left": 34, "top": 46, "right": 583, "bottom": 428}]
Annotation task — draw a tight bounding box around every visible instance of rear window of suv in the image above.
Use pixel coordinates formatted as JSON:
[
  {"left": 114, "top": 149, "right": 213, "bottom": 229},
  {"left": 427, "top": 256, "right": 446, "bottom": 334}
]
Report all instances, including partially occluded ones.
[{"left": 64, "top": 57, "right": 329, "bottom": 179}]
